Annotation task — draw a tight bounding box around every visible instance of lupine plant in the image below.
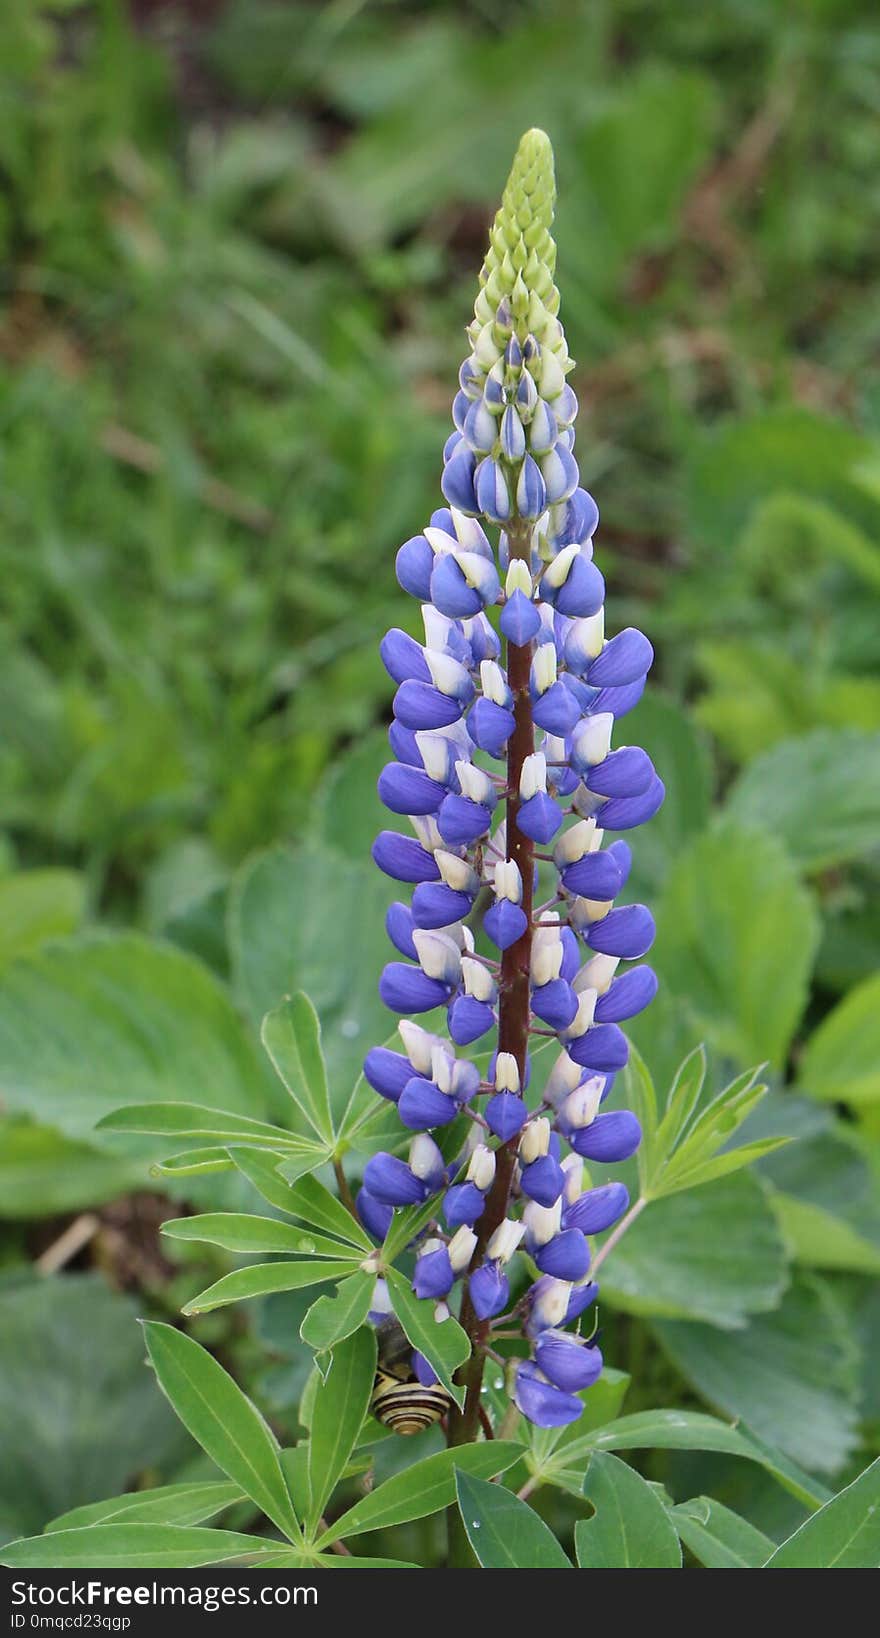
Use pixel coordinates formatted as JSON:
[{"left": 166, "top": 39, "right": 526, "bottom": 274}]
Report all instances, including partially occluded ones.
[{"left": 5, "top": 130, "right": 875, "bottom": 1575}]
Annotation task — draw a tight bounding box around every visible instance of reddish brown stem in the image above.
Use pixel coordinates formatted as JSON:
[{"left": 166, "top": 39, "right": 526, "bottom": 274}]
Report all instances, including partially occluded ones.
[{"left": 447, "top": 521, "right": 535, "bottom": 1464}]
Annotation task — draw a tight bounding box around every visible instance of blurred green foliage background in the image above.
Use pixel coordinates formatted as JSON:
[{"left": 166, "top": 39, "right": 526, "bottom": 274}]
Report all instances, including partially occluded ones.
[{"left": 1, "top": 0, "right": 879, "bottom": 1561}]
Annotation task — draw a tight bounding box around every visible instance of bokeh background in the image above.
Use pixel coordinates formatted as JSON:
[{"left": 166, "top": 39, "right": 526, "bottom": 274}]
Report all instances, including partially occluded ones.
[{"left": 2, "top": 0, "right": 879, "bottom": 1561}]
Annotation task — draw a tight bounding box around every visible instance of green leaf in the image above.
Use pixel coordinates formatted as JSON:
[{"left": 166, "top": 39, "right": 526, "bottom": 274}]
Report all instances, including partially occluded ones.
[
  {"left": 1, "top": 1524, "right": 279, "bottom": 1569},
  {"left": 97, "top": 1102, "right": 308, "bottom": 1152},
  {"left": 182, "top": 1260, "right": 357, "bottom": 1316},
  {"left": 0, "top": 1277, "right": 183, "bottom": 1545},
  {"left": 306, "top": 1325, "right": 376, "bottom": 1529},
  {"left": 0, "top": 869, "right": 86, "bottom": 972},
  {"left": 765, "top": 1454, "right": 880, "bottom": 1568},
  {"left": 602, "top": 1172, "right": 788, "bottom": 1328},
  {"left": 384, "top": 1268, "right": 470, "bottom": 1407},
  {"left": 456, "top": 1471, "right": 572, "bottom": 1569},
  {"left": 652, "top": 823, "right": 820, "bottom": 1069},
  {"left": 726, "top": 730, "right": 880, "bottom": 873},
  {"left": 315, "top": 1444, "right": 523, "bottom": 1547},
  {"left": 620, "top": 694, "right": 712, "bottom": 897},
  {"left": 0, "top": 1118, "right": 142, "bottom": 1217},
  {"left": 152, "top": 1148, "right": 235, "bottom": 1179},
  {"left": 229, "top": 845, "right": 394, "bottom": 1108},
  {"left": 652, "top": 1044, "right": 707, "bottom": 1163},
  {"left": 761, "top": 1120, "right": 880, "bottom": 1275},
  {"left": 143, "top": 1322, "right": 300, "bottom": 1542},
  {"left": 671, "top": 1496, "right": 774, "bottom": 1569},
  {"left": 798, "top": 971, "right": 880, "bottom": 1107},
  {"left": 655, "top": 1275, "right": 861, "bottom": 1476},
  {"left": 619, "top": 1040, "right": 658, "bottom": 1195},
  {"left": 0, "top": 933, "right": 276, "bottom": 1145},
  {"left": 161, "top": 1212, "right": 362, "bottom": 1262},
  {"left": 300, "top": 1272, "right": 376, "bottom": 1352},
  {"left": 551, "top": 1410, "right": 830, "bottom": 1511},
  {"left": 575, "top": 1452, "right": 681, "bottom": 1568},
  {"left": 261, "top": 993, "right": 335, "bottom": 1144},
  {"left": 232, "top": 1151, "right": 372, "bottom": 1249},
  {"left": 46, "top": 1482, "right": 244, "bottom": 1533}
]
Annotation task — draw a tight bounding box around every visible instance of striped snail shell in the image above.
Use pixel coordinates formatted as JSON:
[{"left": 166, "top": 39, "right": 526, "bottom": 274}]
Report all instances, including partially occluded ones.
[
  {"left": 370, "top": 1316, "right": 454, "bottom": 1434},
  {"left": 370, "top": 1368, "right": 454, "bottom": 1435}
]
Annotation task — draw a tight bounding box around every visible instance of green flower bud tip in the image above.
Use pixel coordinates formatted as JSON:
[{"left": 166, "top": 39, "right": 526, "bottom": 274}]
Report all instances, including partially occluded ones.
[{"left": 471, "top": 129, "right": 572, "bottom": 373}]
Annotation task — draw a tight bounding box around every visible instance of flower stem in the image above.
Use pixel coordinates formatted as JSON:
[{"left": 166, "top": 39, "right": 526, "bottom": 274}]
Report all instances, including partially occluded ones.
[
  {"left": 591, "top": 1194, "right": 648, "bottom": 1272},
  {"left": 446, "top": 521, "right": 535, "bottom": 1566}
]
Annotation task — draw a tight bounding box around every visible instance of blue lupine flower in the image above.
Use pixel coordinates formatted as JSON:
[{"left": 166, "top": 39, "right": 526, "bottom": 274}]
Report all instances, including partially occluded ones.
[{"left": 358, "top": 129, "right": 662, "bottom": 1431}]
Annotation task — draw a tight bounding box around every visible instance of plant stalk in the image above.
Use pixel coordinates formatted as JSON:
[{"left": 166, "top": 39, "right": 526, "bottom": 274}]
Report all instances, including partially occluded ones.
[{"left": 446, "top": 521, "right": 535, "bottom": 1565}]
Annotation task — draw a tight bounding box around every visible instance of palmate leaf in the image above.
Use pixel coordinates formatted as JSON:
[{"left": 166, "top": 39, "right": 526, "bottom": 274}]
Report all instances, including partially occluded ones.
[
  {"left": 232, "top": 1150, "right": 372, "bottom": 1250},
  {"left": 97, "top": 1101, "right": 316, "bottom": 1154},
  {"left": 533, "top": 1410, "right": 830, "bottom": 1511},
  {"left": 654, "top": 1274, "right": 862, "bottom": 1476},
  {"left": 161, "top": 1211, "right": 363, "bottom": 1262},
  {"left": 143, "top": 1323, "right": 300, "bottom": 1543},
  {"left": 314, "top": 1443, "right": 523, "bottom": 1548},
  {"left": 300, "top": 1272, "right": 376, "bottom": 1352},
  {"left": 46, "top": 1482, "right": 245, "bottom": 1533},
  {"left": 576, "top": 1452, "right": 681, "bottom": 1569},
  {"left": 671, "top": 1496, "right": 774, "bottom": 1569},
  {"left": 181, "top": 1260, "right": 358, "bottom": 1316},
  {"left": 1, "top": 1524, "right": 282, "bottom": 1569},
  {"left": 764, "top": 1454, "right": 880, "bottom": 1568},
  {"left": 306, "top": 1325, "right": 376, "bottom": 1532},
  {"left": 601, "top": 1171, "right": 788, "bottom": 1328},
  {"left": 621, "top": 1045, "right": 786, "bottom": 1202},
  {"left": 456, "top": 1471, "right": 572, "bottom": 1569},
  {"left": 261, "top": 993, "right": 335, "bottom": 1145}
]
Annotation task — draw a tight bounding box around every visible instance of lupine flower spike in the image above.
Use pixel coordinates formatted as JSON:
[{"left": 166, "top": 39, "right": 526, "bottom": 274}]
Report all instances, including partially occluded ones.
[{"left": 363, "top": 129, "right": 663, "bottom": 1431}]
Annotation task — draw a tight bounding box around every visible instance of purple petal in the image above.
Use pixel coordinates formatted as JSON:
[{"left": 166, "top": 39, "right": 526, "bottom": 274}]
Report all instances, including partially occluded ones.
[
  {"left": 567, "top": 1023, "right": 629, "bottom": 1073},
  {"left": 570, "top": 1110, "right": 642, "bottom": 1162},
  {"left": 398, "top": 1076, "right": 459, "bottom": 1130},
  {"left": 447, "top": 994, "right": 496, "bottom": 1045},
  {"left": 437, "top": 793, "right": 492, "bottom": 847},
  {"left": 363, "top": 1152, "right": 426, "bottom": 1207},
  {"left": 520, "top": 1154, "right": 566, "bottom": 1207},
  {"left": 533, "top": 1228, "right": 591, "bottom": 1280},
  {"left": 514, "top": 1360, "right": 582, "bottom": 1428},
  {"left": 485, "top": 1092, "right": 528, "bottom": 1141},
  {"left": 535, "top": 1334, "right": 604, "bottom": 1392},
  {"left": 396, "top": 535, "right": 434, "bottom": 600},
  {"left": 484, "top": 899, "right": 528, "bottom": 951},
  {"left": 378, "top": 762, "right": 446, "bottom": 816},
  {"left": 470, "top": 1260, "right": 510, "bottom": 1320},
  {"left": 429, "top": 553, "right": 484, "bottom": 618},
  {"left": 598, "top": 775, "right": 666, "bottom": 831},
  {"left": 393, "top": 679, "right": 463, "bottom": 731},
  {"left": 561, "top": 849, "right": 624, "bottom": 901},
  {"left": 380, "top": 628, "right": 431, "bottom": 686},
  {"left": 563, "top": 1181, "right": 630, "bottom": 1235},
  {"left": 379, "top": 963, "right": 450, "bottom": 1015},
  {"left": 468, "top": 697, "right": 515, "bottom": 756},
  {"left": 413, "top": 1247, "right": 455, "bottom": 1300},
  {"left": 517, "top": 791, "right": 563, "bottom": 843},
  {"left": 594, "top": 966, "right": 658, "bottom": 1023},
  {"left": 586, "top": 903, "right": 655, "bottom": 959},
  {"left": 372, "top": 831, "right": 440, "bottom": 884},
  {"left": 443, "top": 1182, "right": 487, "bottom": 1228},
  {"left": 584, "top": 746, "right": 654, "bottom": 800},
  {"left": 501, "top": 588, "right": 542, "bottom": 646},
  {"left": 530, "top": 977, "right": 578, "bottom": 1030},
  {"left": 411, "top": 882, "right": 475, "bottom": 929},
  {"left": 356, "top": 1187, "right": 394, "bottom": 1242},
  {"left": 363, "top": 1045, "right": 414, "bottom": 1103},
  {"left": 588, "top": 628, "right": 654, "bottom": 690}
]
